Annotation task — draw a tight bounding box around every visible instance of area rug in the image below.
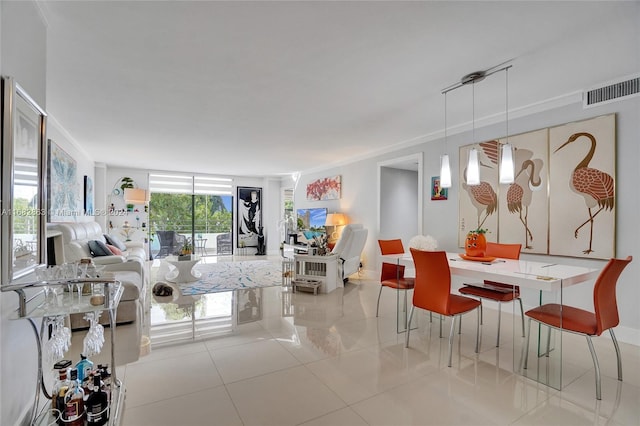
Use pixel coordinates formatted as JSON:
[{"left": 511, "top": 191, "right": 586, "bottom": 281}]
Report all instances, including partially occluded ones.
[{"left": 176, "top": 260, "right": 285, "bottom": 296}]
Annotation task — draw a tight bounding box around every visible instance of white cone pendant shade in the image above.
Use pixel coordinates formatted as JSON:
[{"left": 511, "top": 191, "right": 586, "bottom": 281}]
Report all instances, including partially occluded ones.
[
  {"left": 440, "top": 154, "right": 452, "bottom": 188},
  {"left": 466, "top": 148, "right": 480, "bottom": 186},
  {"left": 499, "top": 143, "right": 515, "bottom": 184}
]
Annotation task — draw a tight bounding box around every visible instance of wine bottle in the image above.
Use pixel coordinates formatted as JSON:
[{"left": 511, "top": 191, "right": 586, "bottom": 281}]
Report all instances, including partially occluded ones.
[
  {"left": 86, "top": 375, "right": 109, "bottom": 425},
  {"left": 62, "top": 368, "right": 85, "bottom": 426}
]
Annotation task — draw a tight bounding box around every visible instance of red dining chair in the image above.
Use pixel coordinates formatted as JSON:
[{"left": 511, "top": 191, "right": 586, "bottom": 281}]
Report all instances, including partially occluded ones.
[
  {"left": 523, "top": 256, "right": 632, "bottom": 400},
  {"left": 459, "top": 242, "right": 523, "bottom": 347},
  {"left": 376, "top": 239, "right": 415, "bottom": 317},
  {"left": 405, "top": 249, "right": 481, "bottom": 367}
]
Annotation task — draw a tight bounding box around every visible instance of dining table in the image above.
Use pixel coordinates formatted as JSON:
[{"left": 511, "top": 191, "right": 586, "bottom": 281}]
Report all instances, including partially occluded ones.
[{"left": 380, "top": 251, "right": 600, "bottom": 391}]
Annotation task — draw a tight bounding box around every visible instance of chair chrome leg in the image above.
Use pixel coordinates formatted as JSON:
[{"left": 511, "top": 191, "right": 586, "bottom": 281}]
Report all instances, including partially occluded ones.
[
  {"left": 586, "top": 336, "right": 602, "bottom": 400},
  {"left": 375, "top": 286, "right": 383, "bottom": 317},
  {"left": 609, "top": 329, "right": 623, "bottom": 381},
  {"left": 523, "top": 318, "right": 532, "bottom": 370},
  {"left": 439, "top": 314, "right": 443, "bottom": 338},
  {"left": 518, "top": 298, "right": 525, "bottom": 337},
  {"left": 496, "top": 301, "right": 502, "bottom": 347},
  {"left": 545, "top": 325, "right": 552, "bottom": 357},
  {"left": 448, "top": 315, "right": 456, "bottom": 367},
  {"left": 405, "top": 305, "right": 415, "bottom": 348}
]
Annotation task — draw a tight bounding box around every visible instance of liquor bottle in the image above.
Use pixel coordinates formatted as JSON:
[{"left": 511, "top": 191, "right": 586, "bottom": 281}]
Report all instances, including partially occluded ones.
[
  {"left": 76, "top": 354, "right": 94, "bottom": 382},
  {"left": 98, "top": 364, "right": 112, "bottom": 402},
  {"left": 62, "top": 368, "right": 85, "bottom": 426},
  {"left": 85, "top": 375, "right": 109, "bottom": 425},
  {"left": 52, "top": 367, "right": 70, "bottom": 423}
]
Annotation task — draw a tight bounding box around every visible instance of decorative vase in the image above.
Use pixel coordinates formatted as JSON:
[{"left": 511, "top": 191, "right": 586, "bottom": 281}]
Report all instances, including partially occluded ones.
[
  {"left": 465, "top": 231, "right": 487, "bottom": 257},
  {"left": 256, "top": 226, "right": 266, "bottom": 256}
]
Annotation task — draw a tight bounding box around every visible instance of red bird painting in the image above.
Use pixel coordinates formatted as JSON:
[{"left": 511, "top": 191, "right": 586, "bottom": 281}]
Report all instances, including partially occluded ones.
[{"left": 554, "top": 132, "right": 614, "bottom": 254}]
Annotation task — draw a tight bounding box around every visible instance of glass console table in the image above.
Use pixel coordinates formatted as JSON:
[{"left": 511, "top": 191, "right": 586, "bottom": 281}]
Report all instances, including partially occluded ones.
[{"left": 1, "top": 278, "right": 125, "bottom": 425}]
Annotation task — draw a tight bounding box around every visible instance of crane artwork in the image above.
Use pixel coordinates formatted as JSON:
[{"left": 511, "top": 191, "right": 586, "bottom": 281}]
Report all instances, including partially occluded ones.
[
  {"left": 475, "top": 141, "right": 544, "bottom": 248},
  {"left": 554, "top": 132, "right": 615, "bottom": 254}
]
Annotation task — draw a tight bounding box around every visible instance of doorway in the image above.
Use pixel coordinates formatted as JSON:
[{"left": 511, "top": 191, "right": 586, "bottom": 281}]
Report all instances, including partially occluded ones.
[{"left": 377, "top": 153, "right": 423, "bottom": 244}]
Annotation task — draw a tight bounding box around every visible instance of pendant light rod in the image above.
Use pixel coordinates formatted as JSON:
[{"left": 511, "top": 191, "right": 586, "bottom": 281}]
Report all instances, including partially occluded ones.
[
  {"left": 440, "top": 91, "right": 452, "bottom": 188},
  {"left": 441, "top": 64, "right": 512, "bottom": 94}
]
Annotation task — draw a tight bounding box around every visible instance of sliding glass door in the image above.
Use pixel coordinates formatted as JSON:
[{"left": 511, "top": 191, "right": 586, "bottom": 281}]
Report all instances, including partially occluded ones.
[{"left": 148, "top": 174, "right": 233, "bottom": 259}]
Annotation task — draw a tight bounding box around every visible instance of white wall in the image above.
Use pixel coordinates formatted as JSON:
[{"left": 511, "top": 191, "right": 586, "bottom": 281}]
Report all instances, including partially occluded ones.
[{"left": 47, "top": 122, "right": 96, "bottom": 223}]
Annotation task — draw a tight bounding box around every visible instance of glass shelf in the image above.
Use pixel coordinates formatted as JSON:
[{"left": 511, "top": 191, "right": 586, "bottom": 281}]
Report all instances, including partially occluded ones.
[{"left": 4, "top": 279, "right": 122, "bottom": 320}]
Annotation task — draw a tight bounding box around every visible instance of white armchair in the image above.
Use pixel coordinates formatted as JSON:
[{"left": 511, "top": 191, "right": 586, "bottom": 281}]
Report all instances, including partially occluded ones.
[{"left": 331, "top": 224, "right": 368, "bottom": 282}]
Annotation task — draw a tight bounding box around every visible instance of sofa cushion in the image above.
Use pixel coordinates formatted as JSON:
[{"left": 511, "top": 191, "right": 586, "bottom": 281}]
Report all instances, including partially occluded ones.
[
  {"left": 104, "top": 234, "right": 127, "bottom": 251},
  {"left": 89, "top": 240, "right": 112, "bottom": 257},
  {"left": 107, "top": 244, "right": 123, "bottom": 255}
]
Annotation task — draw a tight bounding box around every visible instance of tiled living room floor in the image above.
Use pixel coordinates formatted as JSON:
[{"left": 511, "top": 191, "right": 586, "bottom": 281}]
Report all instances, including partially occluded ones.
[{"left": 117, "top": 260, "right": 640, "bottom": 426}]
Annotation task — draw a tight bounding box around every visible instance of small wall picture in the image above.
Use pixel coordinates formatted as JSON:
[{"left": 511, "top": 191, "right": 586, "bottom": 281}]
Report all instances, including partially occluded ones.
[{"left": 431, "top": 176, "right": 448, "bottom": 200}]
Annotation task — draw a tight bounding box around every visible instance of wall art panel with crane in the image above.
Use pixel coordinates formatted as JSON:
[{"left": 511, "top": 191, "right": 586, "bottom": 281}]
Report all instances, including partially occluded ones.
[
  {"left": 458, "top": 113, "right": 615, "bottom": 260},
  {"left": 549, "top": 114, "right": 615, "bottom": 259}
]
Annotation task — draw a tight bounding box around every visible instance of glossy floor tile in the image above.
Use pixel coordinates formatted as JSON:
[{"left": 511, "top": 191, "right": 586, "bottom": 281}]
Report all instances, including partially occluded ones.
[{"left": 121, "top": 264, "right": 640, "bottom": 426}]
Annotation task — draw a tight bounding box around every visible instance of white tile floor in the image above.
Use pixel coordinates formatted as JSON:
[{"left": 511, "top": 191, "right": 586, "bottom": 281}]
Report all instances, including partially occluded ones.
[{"left": 120, "top": 271, "right": 640, "bottom": 426}]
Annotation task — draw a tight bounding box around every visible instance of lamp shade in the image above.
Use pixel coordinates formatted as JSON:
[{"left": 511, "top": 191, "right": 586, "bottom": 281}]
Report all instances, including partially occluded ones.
[
  {"left": 466, "top": 148, "right": 481, "bottom": 186},
  {"left": 439, "top": 154, "right": 452, "bottom": 188},
  {"left": 124, "top": 188, "right": 147, "bottom": 204},
  {"left": 325, "top": 213, "right": 348, "bottom": 227},
  {"left": 499, "top": 143, "right": 515, "bottom": 184}
]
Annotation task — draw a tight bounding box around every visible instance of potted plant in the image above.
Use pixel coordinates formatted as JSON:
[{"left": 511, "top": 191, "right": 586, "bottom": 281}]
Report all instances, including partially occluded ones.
[
  {"left": 181, "top": 238, "right": 193, "bottom": 255},
  {"left": 120, "top": 177, "right": 135, "bottom": 211},
  {"left": 465, "top": 228, "right": 488, "bottom": 257}
]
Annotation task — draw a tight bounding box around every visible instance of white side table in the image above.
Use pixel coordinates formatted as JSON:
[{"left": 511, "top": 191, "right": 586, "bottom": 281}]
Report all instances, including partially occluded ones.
[
  {"left": 293, "top": 254, "right": 339, "bottom": 293},
  {"left": 165, "top": 255, "right": 202, "bottom": 283}
]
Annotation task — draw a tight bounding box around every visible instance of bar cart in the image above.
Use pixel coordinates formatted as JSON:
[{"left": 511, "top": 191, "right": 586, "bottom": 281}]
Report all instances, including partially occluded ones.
[{"left": 1, "top": 278, "right": 125, "bottom": 425}]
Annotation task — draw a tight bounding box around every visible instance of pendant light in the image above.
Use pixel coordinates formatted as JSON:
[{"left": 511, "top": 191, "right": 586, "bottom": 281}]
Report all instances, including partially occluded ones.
[
  {"left": 499, "top": 67, "right": 515, "bottom": 184},
  {"left": 441, "top": 62, "right": 513, "bottom": 188},
  {"left": 466, "top": 79, "right": 481, "bottom": 186},
  {"left": 439, "top": 91, "right": 452, "bottom": 188}
]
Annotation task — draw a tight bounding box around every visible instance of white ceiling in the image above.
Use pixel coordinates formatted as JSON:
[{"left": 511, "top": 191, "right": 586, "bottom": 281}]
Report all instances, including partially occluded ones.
[{"left": 39, "top": 1, "right": 639, "bottom": 177}]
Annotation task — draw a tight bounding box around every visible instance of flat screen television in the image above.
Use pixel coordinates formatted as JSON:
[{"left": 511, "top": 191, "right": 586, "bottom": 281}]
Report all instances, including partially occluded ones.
[{"left": 296, "top": 208, "right": 327, "bottom": 241}]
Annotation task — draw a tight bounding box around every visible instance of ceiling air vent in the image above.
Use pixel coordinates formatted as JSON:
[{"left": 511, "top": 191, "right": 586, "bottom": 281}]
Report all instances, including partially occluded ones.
[{"left": 583, "top": 74, "right": 640, "bottom": 108}]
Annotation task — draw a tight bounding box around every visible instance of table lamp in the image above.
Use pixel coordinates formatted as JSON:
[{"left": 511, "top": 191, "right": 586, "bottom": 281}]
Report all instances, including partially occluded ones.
[{"left": 325, "top": 213, "right": 348, "bottom": 241}]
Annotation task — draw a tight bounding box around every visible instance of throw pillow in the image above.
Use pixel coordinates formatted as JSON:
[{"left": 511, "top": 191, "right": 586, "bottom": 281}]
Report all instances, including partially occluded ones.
[
  {"left": 88, "top": 240, "right": 113, "bottom": 257},
  {"left": 106, "top": 244, "right": 123, "bottom": 256},
  {"left": 104, "top": 234, "right": 127, "bottom": 251}
]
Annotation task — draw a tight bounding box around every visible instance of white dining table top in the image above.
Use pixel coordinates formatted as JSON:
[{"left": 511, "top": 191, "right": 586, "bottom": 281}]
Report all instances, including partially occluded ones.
[{"left": 380, "top": 252, "right": 600, "bottom": 292}]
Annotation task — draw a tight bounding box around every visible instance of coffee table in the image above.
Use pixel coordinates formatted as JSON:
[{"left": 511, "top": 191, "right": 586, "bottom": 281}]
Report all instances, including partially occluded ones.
[{"left": 165, "top": 255, "right": 202, "bottom": 283}]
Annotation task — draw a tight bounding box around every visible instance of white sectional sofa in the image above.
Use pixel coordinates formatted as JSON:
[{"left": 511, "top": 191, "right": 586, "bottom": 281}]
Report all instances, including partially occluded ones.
[{"left": 47, "top": 222, "right": 147, "bottom": 329}]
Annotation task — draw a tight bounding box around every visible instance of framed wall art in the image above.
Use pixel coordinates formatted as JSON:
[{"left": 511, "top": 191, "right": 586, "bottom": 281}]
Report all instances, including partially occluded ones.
[
  {"left": 458, "top": 113, "right": 615, "bottom": 260},
  {"left": 306, "top": 175, "right": 341, "bottom": 201},
  {"left": 431, "top": 176, "right": 448, "bottom": 200},
  {"left": 1, "top": 77, "right": 47, "bottom": 283},
  {"left": 84, "top": 175, "right": 94, "bottom": 216},
  {"left": 549, "top": 114, "right": 615, "bottom": 258},
  {"left": 47, "top": 139, "right": 79, "bottom": 221},
  {"left": 237, "top": 186, "right": 262, "bottom": 247}
]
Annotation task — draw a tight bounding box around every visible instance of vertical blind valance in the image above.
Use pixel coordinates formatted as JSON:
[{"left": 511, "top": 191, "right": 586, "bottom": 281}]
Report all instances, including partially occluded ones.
[{"left": 149, "top": 173, "right": 233, "bottom": 195}]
